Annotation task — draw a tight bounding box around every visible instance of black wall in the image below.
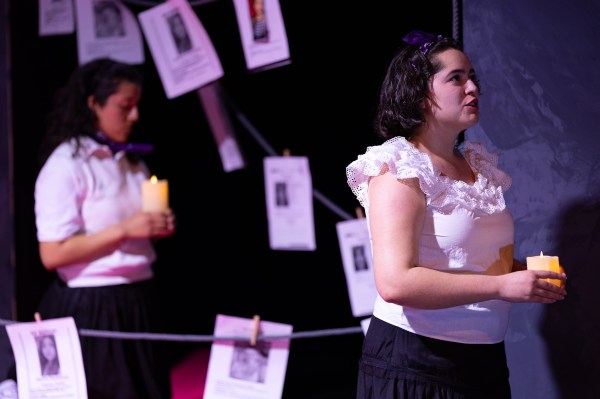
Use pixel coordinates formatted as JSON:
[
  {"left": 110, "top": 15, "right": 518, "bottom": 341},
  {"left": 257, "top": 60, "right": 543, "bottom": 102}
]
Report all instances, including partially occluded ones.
[
  {"left": 464, "top": 1, "right": 600, "bottom": 397},
  {"left": 6, "top": 1, "right": 454, "bottom": 397}
]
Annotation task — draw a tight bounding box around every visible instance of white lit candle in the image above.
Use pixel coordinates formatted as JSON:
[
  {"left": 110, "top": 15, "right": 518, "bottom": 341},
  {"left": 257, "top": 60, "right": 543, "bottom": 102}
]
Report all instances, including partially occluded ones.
[
  {"left": 141, "top": 175, "right": 169, "bottom": 212},
  {"left": 526, "top": 251, "right": 561, "bottom": 287}
]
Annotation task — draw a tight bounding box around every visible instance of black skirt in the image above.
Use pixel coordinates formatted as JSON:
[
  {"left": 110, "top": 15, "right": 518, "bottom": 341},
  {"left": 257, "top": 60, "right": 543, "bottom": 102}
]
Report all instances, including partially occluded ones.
[
  {"left": 37, "top": 277, "right": 172, "bottom": 399},
  {"left": 357, "top": 316, "right": 511, "bottom": 399}
]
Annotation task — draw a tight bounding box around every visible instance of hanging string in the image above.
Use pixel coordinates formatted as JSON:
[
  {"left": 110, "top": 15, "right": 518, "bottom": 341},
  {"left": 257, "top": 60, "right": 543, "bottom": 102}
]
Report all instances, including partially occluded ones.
[
  {"left": 452, "top": 0, "right": 462, "bottom": 43},
  {"left": 122, "top": 0, "right": 219, "bottom": 8},
  {"left": 222, "top": 88, "right": 355, "bottom": 221}
]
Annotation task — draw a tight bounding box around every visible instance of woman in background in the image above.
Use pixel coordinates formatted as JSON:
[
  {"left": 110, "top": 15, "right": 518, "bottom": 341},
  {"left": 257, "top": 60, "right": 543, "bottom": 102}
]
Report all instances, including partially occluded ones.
[{"left": 34, "top": 58, "right": 175, "bottom": 399}]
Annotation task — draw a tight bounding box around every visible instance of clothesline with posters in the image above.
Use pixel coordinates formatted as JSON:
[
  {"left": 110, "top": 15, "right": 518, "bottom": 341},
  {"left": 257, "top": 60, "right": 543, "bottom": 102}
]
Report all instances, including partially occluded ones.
[
  {"left": 0, "top": 318, "right": 363, "bottom": 343},
  {"left": 39, "top": 0, "right": 290, "bottom": 85},
  {"left": 35, "top": 0, "right": 375, "bottom": 334},
  {"left": 2, "top": 315, "right": 363, "bottom": 399},
  {"left": 38, "top": 0, "right": 375, "bottom": 316}
]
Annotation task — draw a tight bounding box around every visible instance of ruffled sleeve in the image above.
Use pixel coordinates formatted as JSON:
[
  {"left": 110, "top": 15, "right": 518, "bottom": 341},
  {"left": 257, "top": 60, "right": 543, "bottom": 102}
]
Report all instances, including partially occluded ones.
[
  {"left": 346, "top": 137, "right": 512, "bottom": 216},
  {"left": 465, "top": 141, "right": 512, "bottom": 193},
  {"left": 346, "top": 136, "right": 440, "bottom": 210}
]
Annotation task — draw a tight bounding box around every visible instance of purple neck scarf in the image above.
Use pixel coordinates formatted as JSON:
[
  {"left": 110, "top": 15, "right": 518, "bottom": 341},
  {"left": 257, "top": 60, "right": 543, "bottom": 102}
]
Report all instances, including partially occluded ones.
[{"left": 94, "top": 131, "right": 153, "bottom": 154}]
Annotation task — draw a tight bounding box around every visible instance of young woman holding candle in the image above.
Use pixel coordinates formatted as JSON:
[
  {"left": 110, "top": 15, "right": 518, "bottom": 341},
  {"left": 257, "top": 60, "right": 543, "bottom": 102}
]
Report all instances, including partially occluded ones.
[
  {"left": 28, "top": 58, "right": 175, "bottom": 398},
  {"left": 346, "top": 30, "right": 567, "bottom": 399}
]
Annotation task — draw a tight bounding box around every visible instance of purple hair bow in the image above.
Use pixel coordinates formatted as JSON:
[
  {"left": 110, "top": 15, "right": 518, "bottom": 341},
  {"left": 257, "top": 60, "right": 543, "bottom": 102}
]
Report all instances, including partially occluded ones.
[{"left": 402, "top": 30, "right": 443, "bottom": 55}]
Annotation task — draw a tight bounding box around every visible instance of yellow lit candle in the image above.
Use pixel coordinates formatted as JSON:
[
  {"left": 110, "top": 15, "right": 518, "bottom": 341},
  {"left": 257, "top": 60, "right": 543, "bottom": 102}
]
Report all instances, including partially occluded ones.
[
  {"left": 141, "top": 175, "right": 169, "bottom": 212},
  {"left": 526, "top": 251, "right": 561, "bottom": 287}
]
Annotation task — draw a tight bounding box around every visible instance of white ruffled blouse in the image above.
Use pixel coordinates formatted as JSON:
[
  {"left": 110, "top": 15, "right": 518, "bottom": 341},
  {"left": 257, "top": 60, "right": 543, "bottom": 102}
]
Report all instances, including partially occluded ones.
[{"left": 346, "top": 136, "right": 516, "bottom": 344}]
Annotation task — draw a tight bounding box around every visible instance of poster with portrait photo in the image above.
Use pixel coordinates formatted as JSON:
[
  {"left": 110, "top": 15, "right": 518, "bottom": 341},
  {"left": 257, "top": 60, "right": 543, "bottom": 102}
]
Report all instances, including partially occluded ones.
[
  {"left": 39, "top": 0, "right": 75, "bottom": 36},
  {"left": 204, "top": 314, "right": 293, "bottom": 399},
  {"left": 75, "top": 0, "right": 144, "bottom": 65},
  {"left": 138, "top": 0, "right": 224, "bottom": 99},
  {"left": 232, "top": 0, "right": 290, "bottom": 71},
  {"left": 6, "top": 317, "right": 87, "bottom": 399},
  {"left": 336, "top": 218, "right": 377, "bottom": 317},
  {"left": 263, "top": 156, "right": 316, "bottom": 251}
]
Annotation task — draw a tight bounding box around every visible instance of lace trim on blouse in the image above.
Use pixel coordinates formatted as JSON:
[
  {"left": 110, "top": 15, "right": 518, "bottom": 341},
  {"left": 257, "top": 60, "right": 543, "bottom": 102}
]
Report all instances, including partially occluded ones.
[{"left": 346, "top": 136, "right": 512, "bottom": 216}]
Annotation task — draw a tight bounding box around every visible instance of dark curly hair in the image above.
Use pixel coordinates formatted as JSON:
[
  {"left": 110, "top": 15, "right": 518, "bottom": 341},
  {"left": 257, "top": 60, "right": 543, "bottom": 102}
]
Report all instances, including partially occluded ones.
[
  {"left": 374, "top": 35, "right": 467, "bottom": 142},
  {"left": 39, "top": 58, "right": 143, "bottom": 166}
]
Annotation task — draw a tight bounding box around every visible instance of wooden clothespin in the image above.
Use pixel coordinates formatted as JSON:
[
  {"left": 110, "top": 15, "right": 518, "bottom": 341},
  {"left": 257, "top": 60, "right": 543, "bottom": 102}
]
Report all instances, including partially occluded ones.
[
  {"left": 34, "top": 312, "right": 42, "bottom": 323},
  {"left": 282, "top": 148, "right": 291, "bottom": 157},
  {"left": 249, "top": 314, "right": 260, "bottom": 346},
  {"left": 355, "top": 207, "right": 365, "bottom": 219}
]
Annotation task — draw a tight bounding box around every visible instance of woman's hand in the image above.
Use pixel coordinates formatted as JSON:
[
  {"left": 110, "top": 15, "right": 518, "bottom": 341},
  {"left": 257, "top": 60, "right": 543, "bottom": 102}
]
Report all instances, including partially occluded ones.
[
  {"left": 498, "top": 269, "right": 567, "bottom": 304},
  {"left": 121, "top": 209, "right": 176, "bottom": 239}
]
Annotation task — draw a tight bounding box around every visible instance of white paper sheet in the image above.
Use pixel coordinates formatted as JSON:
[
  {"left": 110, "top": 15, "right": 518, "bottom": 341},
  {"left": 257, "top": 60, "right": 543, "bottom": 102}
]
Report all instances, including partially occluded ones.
[
  {"left": 75, "top": 0, "right": 144, "bottom": 65},
  {"left": 232, "top": 0, "right": 291, "bottom": 71},
  {"left": 336, "top": 218, "right": 377, "bottom": 317},
  {"left": 138, "top": 0, "right": 224, "bottom": 99},
  {"left": 39, "top": 0, "right": 75, "bottom": 36},
  {"left": 263, "top": 156, "right": 316, "bottom": 251},
  {"left": 360, "top": 317, "right": 371, "bottom": 335},
  {"left": 204, "top": 314, "right": 293, "bottom": 399},
  {"left": 6, "top": 317, "right": 87, "bottom": 399},
  {"left": 196, "top": 82, "right": 245, "bottom": 172}
]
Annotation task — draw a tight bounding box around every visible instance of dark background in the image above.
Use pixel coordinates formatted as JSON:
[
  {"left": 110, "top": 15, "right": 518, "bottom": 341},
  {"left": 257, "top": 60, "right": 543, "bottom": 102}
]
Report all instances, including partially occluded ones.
[
  {"left": 6, "top": 1, "right": 598, "bottom": 398},
  {"left": 4, "top": 1, "right": 455, "bottom": 398}
]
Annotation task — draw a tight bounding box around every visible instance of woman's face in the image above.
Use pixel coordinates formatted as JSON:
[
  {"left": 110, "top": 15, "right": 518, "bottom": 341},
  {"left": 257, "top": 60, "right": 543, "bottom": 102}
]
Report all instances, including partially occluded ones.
[
  {"left": 41, "top": 337, "right": 57, "bottom": 361},
  {"left": 426, "top": 49, "right": 480, "bottom": 132},
  {"left": 89, "top": 80, "right": 142, "bottom": 143},
  {"left": 97, "top": 7, "right": 122, "bottom": 36}
]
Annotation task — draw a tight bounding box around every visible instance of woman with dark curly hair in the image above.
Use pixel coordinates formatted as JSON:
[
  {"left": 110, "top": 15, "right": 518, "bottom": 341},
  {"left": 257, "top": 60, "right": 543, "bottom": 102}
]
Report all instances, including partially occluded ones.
[
  {"left": 34, "top": 58, "right": 175, "bottom": 399},
  {"left": 346, "top": 31, "right": 567, "bottom": 399}
]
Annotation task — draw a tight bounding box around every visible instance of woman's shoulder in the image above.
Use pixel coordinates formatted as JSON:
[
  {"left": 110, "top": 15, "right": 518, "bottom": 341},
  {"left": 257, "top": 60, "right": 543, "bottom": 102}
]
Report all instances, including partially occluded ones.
[
  {"left": 346, "top": 136, "right": 436, "bottom": 209},
  {"left": 46, "top": 137, "right": 101, "bottom": 162},
  {"left": 347, "top": 136, "right": 431, "bottom": 176}
]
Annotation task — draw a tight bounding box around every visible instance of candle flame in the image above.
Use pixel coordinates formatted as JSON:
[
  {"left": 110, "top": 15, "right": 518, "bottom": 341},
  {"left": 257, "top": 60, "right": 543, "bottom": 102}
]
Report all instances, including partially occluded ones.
[
  {"left": 540, "top": 251, "right": 544, "bottom": 257},
  {"left": 150, "top": 175, "right": 158, "bottom": 184}
]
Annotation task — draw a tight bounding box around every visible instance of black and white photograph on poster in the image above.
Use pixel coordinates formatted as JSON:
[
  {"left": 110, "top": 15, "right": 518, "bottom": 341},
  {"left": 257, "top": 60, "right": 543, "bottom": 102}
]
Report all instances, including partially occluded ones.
[
  {"left": 166, "top": 11, "right": 193, "bottom": 54},
  {"left": 351, "top": 244, "right": 369, "bottom": 272},
  {"left": 39, "top": 0, "right": 75, "bottom": 36},
  {"left": 274, "top": 182, "right": 289, "bottom": 207},
  {"left": 93, "top": 0, "right": 126, "bottom": 38},
  {"left": 229, "top": 341, "right": 271, "bottom": 383},
  {"left": 263, "top": 156, "right": 316, "bottom": 251},
  {"left": 6, "top": 317, "right": 88, "bottom": 399},
  {"left": 36, "top": 334, "right": 61, "bottom": 376},
  {"left": 336, "top": 218, "right": 377, "bottom": 317},
  {"left": 138, "top": 0, "right": 224, "bottom": 99},
  {"left": 203, "top": 314, "right": 293, "bottom": 399},
  {"left": 232, "top": 0, "right": 290, "bottom": 71},
  {"left": 75, "top": 0, "right": 144, "bottom": 65}
]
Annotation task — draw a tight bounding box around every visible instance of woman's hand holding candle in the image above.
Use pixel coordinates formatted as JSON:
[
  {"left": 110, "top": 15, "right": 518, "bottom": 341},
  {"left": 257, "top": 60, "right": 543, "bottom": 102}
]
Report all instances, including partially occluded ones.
[
  {"left": 497, "top": 265, "right": 566, "bottom": 304},
  {"left": 117, "top": 209, "right": 176, "bottom": 240},
  {"left": 526, "top": 251, "right": 565, "bottom": 287}
]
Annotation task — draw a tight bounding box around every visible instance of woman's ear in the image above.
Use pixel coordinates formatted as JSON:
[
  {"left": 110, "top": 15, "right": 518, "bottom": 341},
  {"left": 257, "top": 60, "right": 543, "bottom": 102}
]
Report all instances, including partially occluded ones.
[{"left": 87, "top": 95, "right": 97, "bottom": 110}]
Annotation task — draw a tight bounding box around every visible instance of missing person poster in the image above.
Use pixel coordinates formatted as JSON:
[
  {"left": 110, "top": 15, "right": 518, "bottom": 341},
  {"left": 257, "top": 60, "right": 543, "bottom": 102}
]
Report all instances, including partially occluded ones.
[
  {"left": 6, "top": 317, "right": 87, "bottom": 399},
  {"left": 203, "top": 314, "right": 293, "bottom": 399}
]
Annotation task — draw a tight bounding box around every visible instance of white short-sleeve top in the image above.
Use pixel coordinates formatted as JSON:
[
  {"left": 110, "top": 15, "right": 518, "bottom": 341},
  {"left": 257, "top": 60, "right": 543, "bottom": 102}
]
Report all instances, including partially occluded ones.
[
  {"left": 346, "top": 136, "right": 514, "bottom": 344},
  {"left": 35, "top": 136, "right": 156, "bottom": 288}
]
